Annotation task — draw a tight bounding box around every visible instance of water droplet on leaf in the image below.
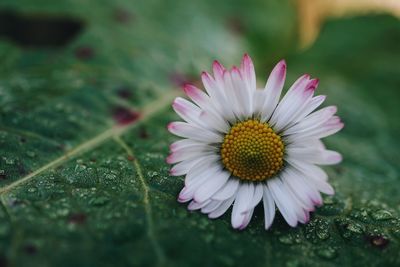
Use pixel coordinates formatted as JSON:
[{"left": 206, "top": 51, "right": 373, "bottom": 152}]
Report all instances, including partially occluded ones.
[
  {"left": 316, "top": 246, "right": 338, "bottom": 259},
  {"left": 371, "top": 210, "right": 393, "bottom": 221}
]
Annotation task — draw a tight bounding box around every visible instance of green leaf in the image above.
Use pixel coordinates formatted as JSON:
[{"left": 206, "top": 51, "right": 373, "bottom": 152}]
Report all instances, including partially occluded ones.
[{"left": 0, "top": 1, "right": 399, "bottom": 266}]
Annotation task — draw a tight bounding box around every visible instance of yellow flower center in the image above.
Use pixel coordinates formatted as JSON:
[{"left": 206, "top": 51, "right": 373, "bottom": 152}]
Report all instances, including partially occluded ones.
[{"left": 221, "top": 119, "right": 285, "bottom": 182}]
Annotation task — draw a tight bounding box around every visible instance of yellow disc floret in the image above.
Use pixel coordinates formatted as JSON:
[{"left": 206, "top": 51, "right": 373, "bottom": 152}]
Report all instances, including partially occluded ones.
[{"left": 221, "top": 119, "right": 285, "bottom": 182}]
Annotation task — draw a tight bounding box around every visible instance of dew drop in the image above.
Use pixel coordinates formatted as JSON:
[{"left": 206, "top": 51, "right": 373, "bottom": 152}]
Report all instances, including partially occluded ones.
[
  {"left": 316, "top": 246, "right": 337, "bottom": 260},
  {"left": 278, "top": 234, "right": 294, "bottom": 245},
  {"left": 26, "top": 151, "right": 36, "bottom": 158},
  {"left": 147, "top": 171, "right": 158, "bottom": 178},
  {"left": 316, "top": 222, "right": 330, "bottom": 240},
  {"left": 5, "top": 158, "right": 15, "bottom": 165},
  {"left": 350, "top": 208, "right": 369, "bottom": 222},
  {"left": 27, "top": 187, "right": 37, "bottom": 193},
  {"left": 105, "top": 173, "right": 117, "bottom": 181},
  {"left": 89, "top": 196, "right": 109, "bottom": 206},
  {"left": 371, "top": 210, "right": 393, "bottom": 221},
  {"left": 336, "top": 218, "right": 365, "bottom": 240},
  {"left": 57, "top": 208, "right": 69, "bottom": 216}
]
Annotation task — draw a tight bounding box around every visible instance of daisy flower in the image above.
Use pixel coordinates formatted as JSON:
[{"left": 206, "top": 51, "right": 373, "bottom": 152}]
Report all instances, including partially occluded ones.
[{"left": 167, "top": 54, "right": 343, "bottom": 230}]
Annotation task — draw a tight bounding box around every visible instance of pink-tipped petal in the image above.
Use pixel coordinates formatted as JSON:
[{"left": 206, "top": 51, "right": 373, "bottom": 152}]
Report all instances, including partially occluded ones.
[
  {"left": 260, "top": 60, "right": 287, "bottom": 121},
  {"left": 265, "top": 60, "right": 287, "bottom": 93},
  {"left": 213, "top": 60, "right": 226, "bottom": 79},
  {"left": 307, "top": 78, "right": 319, "bottom": 91},
  {"left": 240, "top": 54, "right": 256, "bottom": 90}
]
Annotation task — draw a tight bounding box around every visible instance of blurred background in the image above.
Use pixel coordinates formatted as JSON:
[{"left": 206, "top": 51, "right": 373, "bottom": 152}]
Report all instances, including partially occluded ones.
[{"left": 0, "top": 0, "right": 399, "bottom": 266}]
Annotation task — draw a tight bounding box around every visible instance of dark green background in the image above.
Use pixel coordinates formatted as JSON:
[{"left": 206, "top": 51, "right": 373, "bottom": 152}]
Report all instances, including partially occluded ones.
[{"left": 0, "top": 0, "right": 399, "bottom": 266}]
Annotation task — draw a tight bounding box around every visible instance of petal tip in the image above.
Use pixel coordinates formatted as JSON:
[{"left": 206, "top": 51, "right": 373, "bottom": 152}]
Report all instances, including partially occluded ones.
[
  {"left": 307, "top": 79, "right": 319, "bottom": 91},
  {"left": 167, "top": 122, "right": 175, "bottom": 131},
  {"left": 165, "top": 154, "right": 173, "bottom": 164},
  {"left": 242, "top": 53, "right": 252, "bottom": 62},
  {"left": 278, "top": 59, "right": 287, "bottom": 68}
]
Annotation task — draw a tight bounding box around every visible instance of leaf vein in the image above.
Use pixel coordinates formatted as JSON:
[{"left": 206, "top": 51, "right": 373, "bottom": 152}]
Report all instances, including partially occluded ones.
[{"left": 114, "top": 136, "right": 166, "bottom": 266}]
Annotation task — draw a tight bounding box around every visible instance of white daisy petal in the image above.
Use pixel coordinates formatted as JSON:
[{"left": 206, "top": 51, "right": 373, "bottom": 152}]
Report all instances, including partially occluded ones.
[
  {"left": 179, "top": 165, "right": 221, "bottom": 203},
  {"left": 287, "top": 147, "right": 342, "bottom": 165},
  {"left": 169, "top": 143, "right": 214, "bottom": 158},
  {"left": 242, "top": 183, "right": 263, "bottom": 213},
  {"left": 279, "top": 175, "right": 309, "bottom": 224},
  {"left": 238, "top": 208, "right": 255, "bottom": 230},
  {"left": 281, "top": 169, "right": 314, "bottom": 211},
  {"left": 168, "top": 54, "right": 343, "bottom": 230},
  {"left": 170, "top": 157, "right": 204, "bottom": 176},
  {"left": 184, "top": 160, "right": 220, "bottom": 188},
  {"left": 231, "top": 67, "right": 252, "bottom": 117},
  {"left": 231, "top": 183, "right": 253, "bottom": 229},
  {"left": 212, "top": 178, "right": 239, "bottom": 201},
  {"left": 212, "top": 60, "right": 226, "bottom": 82},
  {"left": 274, "top": 79, "right": 320, "bottom": 132},
  {"left": 260, "top": 60, "right": 287, "bottom": 122},
  {"left": 262, "top": 184, "right": 276, "bottom": 229},
  {"left": 222, "top": 70, "right": 242, "bottom": 119},
  {"left": 284, "top": 106, "right": 338, "bottom": 136},
  {"left": 188, "top": 199, "right": 211, "bottom": 210},
  {"left": 240, "top": 53, "right": 256, "bottom": 92},
  {"left": 172, "top": 97, "right": 202, "bottom": 126},
  {"left": 208, "top": 195, "right": 235, "bottom": 219},
  {"left": 285, "top": 95, "right": 327, "bottom": 129},
  {"left": 201, "top": 200, "right": 224, "bottom": 213},
  {"left": 202, "top": 71, "right": 235, "bottom": 120},
  {"left": 168, "top": 121, "right": 223, "bottom": 143},
  {"left": 267, "top": 178, "right": 298, "bottom": 227},
  {"left": 252, "top": 90, "right": 266, "bottom": 115},
  {"left": 287, "top": 159, "right": 333, "bottom": 197},
  {"left": 169, "top": 139, "right": 207, "bottom": 152},
  {"left": 199, "top": 110, "right": 230, "bottom": 133},
  {"left": 270, "top": 76, "right": 315, "bottom": 131},
  {"left": 166, "top": 150, "right": 214, "bottom": 164},
  {"left": 286, "top": 117, "right": 344, "bottom": 142},
  {"left": 194, "top": 170, "right": 231, "bottom": 203}
]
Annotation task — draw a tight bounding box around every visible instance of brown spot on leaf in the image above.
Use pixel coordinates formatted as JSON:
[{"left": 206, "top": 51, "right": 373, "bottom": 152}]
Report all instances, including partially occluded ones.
[
  {"left": 114, "top": 8, "right": 134, "bottom": 24},
  {"left": 23, "top": 244, "right": 37, "bottom": 255},
  {"left": 112, "top": 106, "right": 140, "bottom": 125},
  {"left": 116, "top": 86, "right": 133, "bottom": 99},
  {"left": 226, "top": 16, "right": 245, "bottom": 35},
  {"left": 138, "top": 126, "right": 149, "bottom": 139},
  {"left": 127, "top": 155, "right": 135, "bottom": 161},
  {"left": 367, "top": 235, "right": 389, "bottom": 249},
  {"left": 75, "top": 46, "right": 94, "bottom": 60},
  {"left": 68, "top": 213, "right": 87, "bottom": 224}
]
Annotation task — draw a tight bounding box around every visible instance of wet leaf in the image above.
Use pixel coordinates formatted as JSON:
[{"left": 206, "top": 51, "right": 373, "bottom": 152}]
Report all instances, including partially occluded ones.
[{"left": 0, "top": 1, "right": 399, "bottom": 266}]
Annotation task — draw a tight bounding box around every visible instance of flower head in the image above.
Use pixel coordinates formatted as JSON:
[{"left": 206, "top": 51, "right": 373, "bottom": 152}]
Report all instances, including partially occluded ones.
[{"left": 168, "top": 54, "right": 343, "bottom": 230}]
